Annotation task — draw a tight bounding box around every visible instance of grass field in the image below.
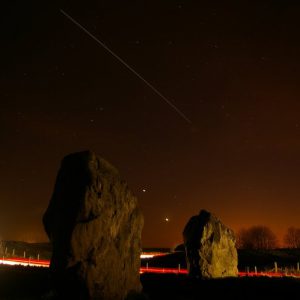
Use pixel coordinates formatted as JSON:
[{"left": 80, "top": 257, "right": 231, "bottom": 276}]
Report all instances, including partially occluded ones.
[
  {"left": 1, "top": 265, "right": 300, "bottom": 300},
  {"left": 141, "top": 273, "right": 300, "bottom": 300},
  {"left": 2, "top": 242, "right": 300, "bottom": 299}
]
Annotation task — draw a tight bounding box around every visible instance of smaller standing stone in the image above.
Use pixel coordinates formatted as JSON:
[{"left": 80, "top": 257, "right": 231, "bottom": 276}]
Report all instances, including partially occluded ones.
[{"left": 183, "top": 209, "right": 238, "bottom": 278}]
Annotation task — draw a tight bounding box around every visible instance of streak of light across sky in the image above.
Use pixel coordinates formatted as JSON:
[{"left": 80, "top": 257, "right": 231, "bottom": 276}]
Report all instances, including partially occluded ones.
[{"left": 60, "top": 9, "right": 192, "bottom": 124}]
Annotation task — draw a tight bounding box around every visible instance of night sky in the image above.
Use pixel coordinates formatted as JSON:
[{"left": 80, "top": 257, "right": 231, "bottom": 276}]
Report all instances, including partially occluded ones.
[{"left": 1, "top": 0, "right": 300, "bottom": 247}]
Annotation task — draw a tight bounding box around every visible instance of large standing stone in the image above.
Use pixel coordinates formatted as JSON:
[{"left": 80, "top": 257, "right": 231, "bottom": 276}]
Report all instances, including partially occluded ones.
[
  {"left": 43, "top": 151, "right": 144, "bottom": 300},
  {"left": 183, "top": 210, "right": 238, "bottom": 278}
]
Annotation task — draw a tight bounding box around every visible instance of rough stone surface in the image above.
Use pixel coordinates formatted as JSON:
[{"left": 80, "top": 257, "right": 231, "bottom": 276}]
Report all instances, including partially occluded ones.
[
  {"left": 183, "top": 210, "right": 238, "bottom": 278},
  {"left": 43, "top": 151, "right": 144, "bottom": 300}
]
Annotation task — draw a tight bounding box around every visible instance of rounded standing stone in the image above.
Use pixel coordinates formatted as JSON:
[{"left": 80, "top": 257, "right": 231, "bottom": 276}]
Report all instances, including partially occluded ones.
[{"left": 183, "top": 209, "right": 238, "bottom": 278}]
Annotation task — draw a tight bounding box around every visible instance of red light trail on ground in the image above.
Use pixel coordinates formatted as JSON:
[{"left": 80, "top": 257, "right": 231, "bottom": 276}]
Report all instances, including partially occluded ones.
[
  {"left": 140, "top": 267, "right": 188, "bottom": 274},
  {"left": 1, "top": 257, "right": 300, "bottom": 279},
  {"left": 0, "top": 257, "right": 50, "bottom": 268}
]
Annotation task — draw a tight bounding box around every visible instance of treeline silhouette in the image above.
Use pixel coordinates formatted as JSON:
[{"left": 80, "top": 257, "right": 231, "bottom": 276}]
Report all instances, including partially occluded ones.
[{"left": 237, "top": 226, "right": 300, "bottom": 249}]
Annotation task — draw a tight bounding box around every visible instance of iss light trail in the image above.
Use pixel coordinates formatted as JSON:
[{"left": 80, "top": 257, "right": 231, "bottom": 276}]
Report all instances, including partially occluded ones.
[{"left": 60, "top": 9, "right": 192, "bottom": 124}]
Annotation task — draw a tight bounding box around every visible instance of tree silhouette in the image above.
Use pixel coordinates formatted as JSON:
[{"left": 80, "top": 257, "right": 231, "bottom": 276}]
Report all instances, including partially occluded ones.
[
  {"left": 284, "top": 227, "right": 300, "bottom": 249},
  {"left": 237, "top": 226, "right": 278, "bottom": 249}
]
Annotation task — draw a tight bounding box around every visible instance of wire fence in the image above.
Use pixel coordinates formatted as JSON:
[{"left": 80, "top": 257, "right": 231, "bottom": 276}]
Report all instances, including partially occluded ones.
[{"left": 239, "top": 262, "right": 300, "bottom": 278}]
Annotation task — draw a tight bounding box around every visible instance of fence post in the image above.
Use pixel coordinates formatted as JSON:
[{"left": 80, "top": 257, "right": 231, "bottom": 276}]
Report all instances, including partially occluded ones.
[
  {"left": 12, "top": 249, "right": 15, "bottom": 257},
  {"left": 146, "top": 262, "right": 148, "bottom": 270},
  {"left": 274, "top": 262, "right": 278, "bottom": 273},
  {"left": 254, "top": 266, "right": 257, "bottom": 275},
  {"left": 246, "top": 267, "right": 249, "bottom": 276},
  {"left": 24, "top": 251, "right": 26, "bottom": 258},
  {"left": 178, "top": 264, "right": 181, "bottom": 273},
  {"left": 37, "top": 254, "right": 40, "bottom": 261}
]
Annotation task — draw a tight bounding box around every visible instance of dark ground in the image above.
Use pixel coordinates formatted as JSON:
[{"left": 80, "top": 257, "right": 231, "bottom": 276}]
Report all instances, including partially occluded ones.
[
  {"left": 0, "top": 265, "right": 50, "bottom": 300},
  {"left": 2, "top": 243, "right": 300, "bottom": 299},
  {"left": 1, "top": 265, "right": 300, "bottom": 300},
  {"left": 141, "top": 273, "right": 300, "bottom": 300}
]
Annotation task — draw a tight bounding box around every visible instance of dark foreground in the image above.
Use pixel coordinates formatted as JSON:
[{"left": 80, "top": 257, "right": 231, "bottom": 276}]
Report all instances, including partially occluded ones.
[{"left": 1, "top": 265, "right": 300, "bottom": 300}]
